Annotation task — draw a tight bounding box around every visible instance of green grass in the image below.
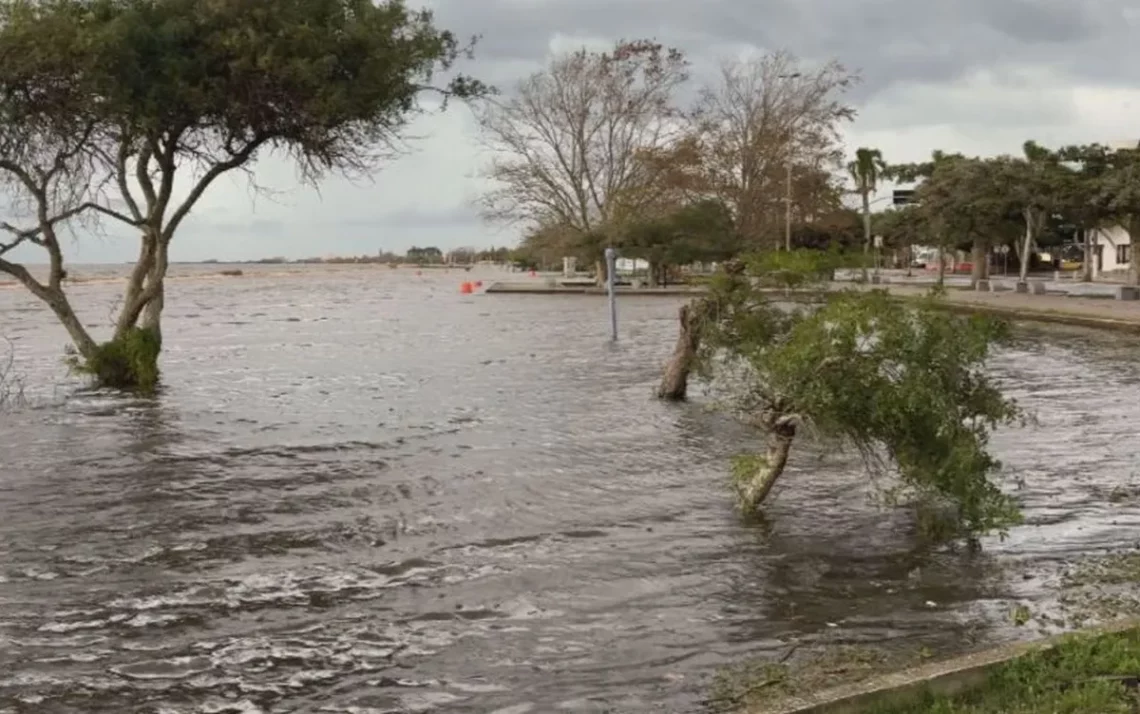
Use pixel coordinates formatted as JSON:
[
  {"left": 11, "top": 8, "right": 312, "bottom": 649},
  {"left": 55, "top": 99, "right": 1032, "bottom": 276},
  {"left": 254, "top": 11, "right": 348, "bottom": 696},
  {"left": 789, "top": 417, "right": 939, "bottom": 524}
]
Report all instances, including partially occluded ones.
[{"left": 866, "top": 629, "right": 1140, "bottom": 713}]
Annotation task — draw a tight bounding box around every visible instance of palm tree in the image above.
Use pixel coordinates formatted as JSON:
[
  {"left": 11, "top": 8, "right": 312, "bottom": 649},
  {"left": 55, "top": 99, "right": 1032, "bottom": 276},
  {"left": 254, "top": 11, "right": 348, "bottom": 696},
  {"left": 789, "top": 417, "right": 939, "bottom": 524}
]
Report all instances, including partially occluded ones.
[{"left": 848, "top": 147, "right": 887, "bottom": 280}]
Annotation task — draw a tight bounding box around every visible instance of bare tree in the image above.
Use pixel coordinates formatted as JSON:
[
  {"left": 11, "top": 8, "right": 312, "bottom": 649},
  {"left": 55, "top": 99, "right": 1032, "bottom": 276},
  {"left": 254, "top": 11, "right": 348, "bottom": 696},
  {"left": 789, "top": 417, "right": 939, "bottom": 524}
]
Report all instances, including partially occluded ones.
[
  {"left": 0, "top": 105, "right": 103, "bottom": 360},
  {"left": 475, "top": 39, "right": 689, "bottom": 280},
  {"left": 690, "top": 50, "right": 857, "bottom": 249}
]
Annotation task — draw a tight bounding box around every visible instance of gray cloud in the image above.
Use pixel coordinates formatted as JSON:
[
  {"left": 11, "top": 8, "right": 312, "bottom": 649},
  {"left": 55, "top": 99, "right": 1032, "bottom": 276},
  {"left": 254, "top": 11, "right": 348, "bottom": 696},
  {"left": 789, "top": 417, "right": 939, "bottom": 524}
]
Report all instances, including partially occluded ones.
[
  {"left": 5, "top": 0, "right": 1138, "bottom": 263},
  {"left": 429, "top": 0, "right": 1138, "bottom": 102}
]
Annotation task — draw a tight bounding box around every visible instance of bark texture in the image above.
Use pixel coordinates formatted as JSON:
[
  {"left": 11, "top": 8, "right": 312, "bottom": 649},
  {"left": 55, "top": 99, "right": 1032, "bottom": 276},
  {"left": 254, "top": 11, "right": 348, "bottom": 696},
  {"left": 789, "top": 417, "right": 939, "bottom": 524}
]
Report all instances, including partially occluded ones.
[
  {"left": 657, "top": 301, "right": 703, "bottom": 400},
  {"left": 969, "top": 238, "right": 989, "bottom": 287},
  {"left": 734, "top": 412, "right": 796, "bottom": 514}
]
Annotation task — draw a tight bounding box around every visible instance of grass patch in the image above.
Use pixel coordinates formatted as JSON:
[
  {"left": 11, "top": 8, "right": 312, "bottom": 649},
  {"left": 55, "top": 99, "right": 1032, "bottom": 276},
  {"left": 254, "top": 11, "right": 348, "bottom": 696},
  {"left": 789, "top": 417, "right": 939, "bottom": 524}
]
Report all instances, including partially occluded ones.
[{"left": 866, "top": 628, "right": 1140, "bottom": 713}]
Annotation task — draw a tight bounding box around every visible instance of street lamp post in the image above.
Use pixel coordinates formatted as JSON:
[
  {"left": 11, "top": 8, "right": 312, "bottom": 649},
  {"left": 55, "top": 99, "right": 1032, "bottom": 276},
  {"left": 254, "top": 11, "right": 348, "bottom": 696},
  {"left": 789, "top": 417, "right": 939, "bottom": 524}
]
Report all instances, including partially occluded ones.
[{"left": 779, "top": 72, "right": 801, "bottom": 251}]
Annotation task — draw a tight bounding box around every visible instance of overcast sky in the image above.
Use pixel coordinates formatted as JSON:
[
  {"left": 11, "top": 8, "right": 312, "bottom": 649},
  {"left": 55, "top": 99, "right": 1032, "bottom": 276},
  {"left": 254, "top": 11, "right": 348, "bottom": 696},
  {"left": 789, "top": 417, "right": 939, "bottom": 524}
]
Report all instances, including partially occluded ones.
[{"left": 8, "top": 0, "right": 1140, "bottom": 264}]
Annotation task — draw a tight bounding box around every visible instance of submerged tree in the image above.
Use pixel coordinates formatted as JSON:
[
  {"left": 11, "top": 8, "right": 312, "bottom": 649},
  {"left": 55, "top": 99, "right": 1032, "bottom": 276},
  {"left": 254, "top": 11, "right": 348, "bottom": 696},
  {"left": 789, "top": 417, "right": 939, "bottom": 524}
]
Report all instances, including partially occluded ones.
[
  {"left": 656, "top": 250, "right": 845, "bottom": 401},
  {"left": 662, "top": 259, "right": 1023, "bottom": 538},
  {"left": 0, "top": 0, "right": 485, "bottom": 390}
]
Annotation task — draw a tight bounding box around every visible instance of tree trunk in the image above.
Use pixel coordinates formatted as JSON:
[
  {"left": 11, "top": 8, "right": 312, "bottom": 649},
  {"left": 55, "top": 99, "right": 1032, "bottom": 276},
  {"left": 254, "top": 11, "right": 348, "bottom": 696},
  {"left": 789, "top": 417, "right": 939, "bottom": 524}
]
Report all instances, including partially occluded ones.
[
  {"left": 657, "top": 302, "right": 704, "bottom": 400},
  {"left": 861, "top": 189, "right": 871, "bottom": 281},
  {"left": 1128, "top": 216, "right": 1140, "bottom": 287},
  {"left": 595, "top": 258, "right": 607, "bottom": 287},
  {"left": 970, "top": 238, "right": 987, "bottom": 287},
  {"left": 140, "top": 239, "right": 169, "bottom": 345},
  {"left": 51, "top": 294, "right": 99, "bottom": 360},
  {"left": 735, "top": 414, "right": 796, "bottom": 514},
  {"left": 1082, "top": 227, "right": 1094, "bottom": 283},
  {"left": 1019, "top": 210, "right": 1036, "bottom": 284},
  {"left": 115, "top": 232, "right": 157, "bottom": 337},
  {"left": 0, "top": 261, "right": 99, "bottom": 360}
]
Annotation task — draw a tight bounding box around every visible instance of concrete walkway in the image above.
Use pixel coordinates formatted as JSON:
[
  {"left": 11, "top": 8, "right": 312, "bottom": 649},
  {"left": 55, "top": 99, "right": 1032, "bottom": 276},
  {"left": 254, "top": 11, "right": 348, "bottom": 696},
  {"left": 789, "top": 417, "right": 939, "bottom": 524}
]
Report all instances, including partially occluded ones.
[
  {"left": 483, "top": 279, "right": 1140, "bottom": 332},
  {"left": 867, "top": 283, "right": 1140, "bottom": 332}
]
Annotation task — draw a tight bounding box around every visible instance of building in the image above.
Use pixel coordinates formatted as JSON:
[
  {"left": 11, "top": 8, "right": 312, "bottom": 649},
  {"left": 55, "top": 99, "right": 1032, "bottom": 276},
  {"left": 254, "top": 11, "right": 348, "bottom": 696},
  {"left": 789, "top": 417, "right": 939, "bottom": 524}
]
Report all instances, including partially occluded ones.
[
  {"left": 1089, "top": 224, "right": 1132, "bottom": 276},
  {"left": 1086, "top": 139, "right": 1137, "bottom": 277}
]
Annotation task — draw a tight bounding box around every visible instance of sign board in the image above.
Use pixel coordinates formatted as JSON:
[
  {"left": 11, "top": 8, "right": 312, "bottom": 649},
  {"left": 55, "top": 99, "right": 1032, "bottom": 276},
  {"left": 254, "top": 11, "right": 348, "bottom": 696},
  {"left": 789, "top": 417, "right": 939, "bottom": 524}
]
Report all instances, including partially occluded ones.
[
  {"left": 873, "top": 235, "right": 883, "bottom": 248},
  {"left": 892, "top": 189, "right": 916, "bottom": 205}
]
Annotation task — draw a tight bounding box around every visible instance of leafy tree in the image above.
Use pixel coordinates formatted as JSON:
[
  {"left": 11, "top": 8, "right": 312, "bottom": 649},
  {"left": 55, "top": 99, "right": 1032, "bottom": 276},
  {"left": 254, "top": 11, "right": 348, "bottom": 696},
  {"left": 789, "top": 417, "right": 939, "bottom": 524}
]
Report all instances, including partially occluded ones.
[
  {"left": 1060, "top": 142, "right": 1140, "bottom": 284},
  {"left": 888, "top": 151, "right": 967, "bottom": 284},
  {"left": 686, "top": 267, "right": 1023, "bottom": 540},
  {"left": 891, "top": 152, "right": 1028, "bottom": 286},
  {"left": 1100, "top": 144, "right": 1140, "bottom": 285},
  {"left": 789, "top": 208, "right": 862, "bottom": 251},
  {"left": 0, "top": 0, "right": 485, "bottom": 390},
  {"left": 872, "top": 205, "right": 927, "bottom": 273},
  {"left": 1004, "top": 141, "right": 1071, "bottom": 286},
  {"left": 622, "top": 198, "right": 739, "bottom": 284},
  {"left": 406, "top": 246, "right": 444, "bottom": 264}
]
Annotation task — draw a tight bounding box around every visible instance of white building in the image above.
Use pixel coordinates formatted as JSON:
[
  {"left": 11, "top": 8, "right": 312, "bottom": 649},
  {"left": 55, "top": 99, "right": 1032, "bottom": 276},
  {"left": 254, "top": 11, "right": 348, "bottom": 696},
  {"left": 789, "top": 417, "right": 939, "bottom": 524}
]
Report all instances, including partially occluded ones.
[
  {"left": 1089, "top": 224, "right": 1133, "bottom": 276},
  {"left": 614, "top": 257, "right": 649, "bottom": 273},
  {"left": 1086, "top": 139, "right": 1136, "bottom": 277}
]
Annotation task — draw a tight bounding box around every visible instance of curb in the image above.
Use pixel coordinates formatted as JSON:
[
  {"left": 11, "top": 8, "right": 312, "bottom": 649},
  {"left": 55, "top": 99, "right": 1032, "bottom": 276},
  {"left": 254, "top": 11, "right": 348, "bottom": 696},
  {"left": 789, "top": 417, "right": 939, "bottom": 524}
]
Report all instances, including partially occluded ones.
[{"left": 746, "top": 618, "right": 1140, "bottom": 713}]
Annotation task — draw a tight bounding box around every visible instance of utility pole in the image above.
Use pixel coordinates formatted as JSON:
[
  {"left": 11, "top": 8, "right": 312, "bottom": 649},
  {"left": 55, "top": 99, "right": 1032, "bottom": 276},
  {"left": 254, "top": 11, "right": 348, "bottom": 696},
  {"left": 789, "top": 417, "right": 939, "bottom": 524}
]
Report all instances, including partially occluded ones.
[
  {"left": 784, "top": 161, "right": 792, "bottom": 251},
  {"left": 778, "top": 72, "right": 801, "bottom": 252}
]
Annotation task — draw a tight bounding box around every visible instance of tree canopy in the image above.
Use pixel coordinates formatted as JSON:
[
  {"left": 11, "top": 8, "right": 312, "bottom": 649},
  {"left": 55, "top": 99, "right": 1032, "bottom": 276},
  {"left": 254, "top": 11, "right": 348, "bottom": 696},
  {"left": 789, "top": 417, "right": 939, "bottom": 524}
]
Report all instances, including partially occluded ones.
[
  {"left": 683, "top": 259, "right": 1023, "bottom": 540},
  {"left": 0, "top": 0, "right": 484, "bottom": 389},
  {"left": 886, "top": 141, "right": 1140, "bottom": 285}
]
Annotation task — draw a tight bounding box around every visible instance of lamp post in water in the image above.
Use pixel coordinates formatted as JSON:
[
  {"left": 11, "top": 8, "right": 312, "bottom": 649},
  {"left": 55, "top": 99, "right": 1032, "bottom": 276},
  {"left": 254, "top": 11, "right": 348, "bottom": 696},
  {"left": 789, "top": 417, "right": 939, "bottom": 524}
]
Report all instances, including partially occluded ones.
[{"left": 605, "top": 247, "right": 617, "bottom": 341}]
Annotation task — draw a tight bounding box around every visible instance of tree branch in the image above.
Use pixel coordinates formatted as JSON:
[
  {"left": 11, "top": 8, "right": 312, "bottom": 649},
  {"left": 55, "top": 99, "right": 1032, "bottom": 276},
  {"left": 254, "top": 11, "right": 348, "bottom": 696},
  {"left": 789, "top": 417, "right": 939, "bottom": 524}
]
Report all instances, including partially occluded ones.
[
  {"left": 0, "top": 256, "right": 53, "bottom": 303},
  {"left": 78, "top": 201, "right": 146, "bottom": 227},
  {"left": 161, "top": 137, "right": 268, "bottom": 243}
]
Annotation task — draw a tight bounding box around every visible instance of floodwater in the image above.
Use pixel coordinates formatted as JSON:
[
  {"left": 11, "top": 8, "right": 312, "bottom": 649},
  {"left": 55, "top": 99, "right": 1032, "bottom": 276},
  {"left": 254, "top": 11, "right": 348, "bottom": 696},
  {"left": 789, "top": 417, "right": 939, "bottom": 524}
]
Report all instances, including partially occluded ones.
[{"left": 1, "top": 264, "right": 1139, "bottom": 713}]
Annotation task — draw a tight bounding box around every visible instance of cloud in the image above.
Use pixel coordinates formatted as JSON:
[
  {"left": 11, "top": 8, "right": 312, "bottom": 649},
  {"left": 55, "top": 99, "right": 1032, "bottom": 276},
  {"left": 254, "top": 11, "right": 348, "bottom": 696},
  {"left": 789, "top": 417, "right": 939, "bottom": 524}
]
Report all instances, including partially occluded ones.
[{"left": 3, "top": 0, "right": 1138, "bottom": 263}]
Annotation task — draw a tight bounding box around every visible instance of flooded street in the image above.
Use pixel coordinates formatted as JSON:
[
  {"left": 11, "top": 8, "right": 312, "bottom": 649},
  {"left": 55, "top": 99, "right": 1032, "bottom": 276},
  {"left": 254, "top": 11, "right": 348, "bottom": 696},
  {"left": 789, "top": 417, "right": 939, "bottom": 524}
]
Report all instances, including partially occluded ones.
[{"left": 2, "top": 265, "right": 1140, "bottom": 713}]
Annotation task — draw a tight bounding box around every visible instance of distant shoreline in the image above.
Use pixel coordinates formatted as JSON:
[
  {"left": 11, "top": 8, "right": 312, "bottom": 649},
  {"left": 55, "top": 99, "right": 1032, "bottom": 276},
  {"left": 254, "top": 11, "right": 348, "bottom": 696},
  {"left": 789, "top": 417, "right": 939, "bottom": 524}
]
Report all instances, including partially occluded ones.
[{"left": 0, "top": 261, "right": 510, "bottom": 289}]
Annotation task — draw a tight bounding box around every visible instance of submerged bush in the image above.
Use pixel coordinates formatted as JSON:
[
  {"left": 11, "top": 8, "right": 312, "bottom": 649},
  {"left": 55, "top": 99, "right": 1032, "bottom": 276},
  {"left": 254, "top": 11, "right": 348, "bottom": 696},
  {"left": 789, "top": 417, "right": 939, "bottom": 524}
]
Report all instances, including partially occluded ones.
[
  {"left": 69, "top": 327, "right": 161, "bottom": 392},
  {"left": 682, "top": 252, "right": 1024, "bottom": 540}
]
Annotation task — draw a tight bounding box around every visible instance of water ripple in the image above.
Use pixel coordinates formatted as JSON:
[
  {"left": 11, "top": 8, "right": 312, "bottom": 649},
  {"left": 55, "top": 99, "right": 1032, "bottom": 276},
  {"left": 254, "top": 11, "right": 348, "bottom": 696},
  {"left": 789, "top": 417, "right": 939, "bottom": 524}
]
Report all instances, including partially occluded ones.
[{"left": 2, "top": 266, "right": 1140, "bottom": 711}]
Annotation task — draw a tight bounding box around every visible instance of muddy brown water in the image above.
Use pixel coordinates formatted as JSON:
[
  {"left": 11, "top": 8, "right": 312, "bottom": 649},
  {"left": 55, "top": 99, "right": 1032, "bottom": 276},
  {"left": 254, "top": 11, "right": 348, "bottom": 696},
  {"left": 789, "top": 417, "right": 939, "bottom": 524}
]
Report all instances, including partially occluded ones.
[{"left": 1, "top": 265, "right": 1139, "bottom": 713}]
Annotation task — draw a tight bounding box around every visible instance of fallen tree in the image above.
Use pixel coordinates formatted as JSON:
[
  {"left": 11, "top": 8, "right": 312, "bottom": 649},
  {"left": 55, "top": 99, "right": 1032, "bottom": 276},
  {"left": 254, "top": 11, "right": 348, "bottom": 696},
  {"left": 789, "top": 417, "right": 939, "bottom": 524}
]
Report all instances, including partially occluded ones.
[{"left": 659, "top": 252, "right": 1024, "bottom": 540}]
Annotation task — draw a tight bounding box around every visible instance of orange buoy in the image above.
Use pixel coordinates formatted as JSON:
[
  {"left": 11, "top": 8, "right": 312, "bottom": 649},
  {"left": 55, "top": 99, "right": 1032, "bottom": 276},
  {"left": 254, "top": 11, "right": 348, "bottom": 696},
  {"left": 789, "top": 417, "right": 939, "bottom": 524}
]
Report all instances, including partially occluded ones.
[{"left": 460, "top": 281, "right": 473, "bottom": 294}]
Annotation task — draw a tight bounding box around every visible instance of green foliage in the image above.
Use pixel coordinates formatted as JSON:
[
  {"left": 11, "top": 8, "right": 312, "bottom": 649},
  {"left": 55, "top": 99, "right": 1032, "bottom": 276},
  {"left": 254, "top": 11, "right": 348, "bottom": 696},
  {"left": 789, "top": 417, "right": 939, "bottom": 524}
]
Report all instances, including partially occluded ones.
[
  {"left": 848, "top": 146, "right": 886, "bottom": 195},
  {"left": 0, "top": 0, "right": 487, "bottom": 388},
  {"left": 873, "top": 204, "right": 927, "bottom": 251},
  {"left": 746, "top": 248, "right": 857, "bottom": 289},
  {"left": 0, "top": 0, "right": 487, "bottom": 177},
  {"left": 697, "top": 267, "right": 1024, "bottom": 539},
  {"left": 622, "top": 198, "right": 740, "bottom": 270},
  {"left": 867, "top": 629, "right": 1140, "bottom": 713},
  {"left": 69, "top": 327, "right": 161, "bottom": 392},
  {"left": 406, "top": 246, "right": 443, "bottom": 263}
]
